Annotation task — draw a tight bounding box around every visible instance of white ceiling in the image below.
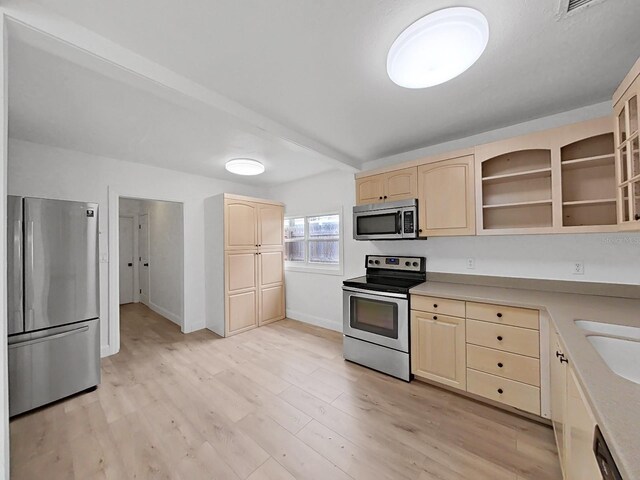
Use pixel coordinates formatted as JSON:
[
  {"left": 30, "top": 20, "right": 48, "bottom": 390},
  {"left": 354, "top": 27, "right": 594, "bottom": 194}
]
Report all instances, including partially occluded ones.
[
  {"left": 25, "top": 0, "right": 640, "bottom": 164},
  {"left": 8, "top": 39, "right": 337, "bottom": 186}
]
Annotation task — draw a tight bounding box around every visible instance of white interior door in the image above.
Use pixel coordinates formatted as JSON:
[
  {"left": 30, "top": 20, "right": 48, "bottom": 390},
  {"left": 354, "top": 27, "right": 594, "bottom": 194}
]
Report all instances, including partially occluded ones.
[
  {"left": 119, "top": 216, "right": 134, "bottom": 304},
  {"left": 139, "top": 214, "right": 150, "bottom": 305}
]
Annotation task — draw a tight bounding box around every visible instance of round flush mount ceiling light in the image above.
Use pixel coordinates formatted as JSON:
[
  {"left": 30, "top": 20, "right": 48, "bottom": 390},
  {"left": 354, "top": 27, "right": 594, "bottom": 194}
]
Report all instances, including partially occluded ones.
[
  {"left": 225, "top": 158, "right": 265, "bottom": 176},
  {"left": 387, "top": 7, "right": 489, "bottom": 89}
]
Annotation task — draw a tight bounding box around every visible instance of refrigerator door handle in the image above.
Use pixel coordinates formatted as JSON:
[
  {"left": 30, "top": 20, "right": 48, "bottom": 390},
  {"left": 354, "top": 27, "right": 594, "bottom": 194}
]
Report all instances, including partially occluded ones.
[
  {"left": 9, "top": 325, "right": 89, "bottom": 349},
  {"left": 25, "top": 220, "right": 35, "bottom": 331},
  {"left": 13, "top": 220, "right": 23, "bottom": 324}
]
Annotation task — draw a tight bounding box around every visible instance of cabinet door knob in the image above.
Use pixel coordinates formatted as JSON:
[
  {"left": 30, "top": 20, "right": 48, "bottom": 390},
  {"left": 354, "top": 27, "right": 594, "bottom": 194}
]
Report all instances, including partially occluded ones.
[
  {"left": 433, "top": 304, "right": 438, "bottom": 308},
  {"left": 497, "top": 336, "right": 503, "bottom": 341},
  {"left": 383, "top": 195, "right": 388, "bottom": 199},
  {"left": 496, "top": 313, "right": 503, "bottom": 318},
  {"left": 379, "top": 196, "right": 383, "bottom": 200},
  {"left": 497, "top": 362, "right": 503, "bottom": 368},
  {"left": 556, "top": 351, "right": 563, "bottom": 358},
  {"left": 433, "top": 315, "right": 438, "bottom": 320},
  {"left": 560, "top": 357, "right": 569, "bottom": 364},
  {"left": 635, "top": 214, "right": 640, "bottom": 221},
  {"left": 418, "top": 229, "right": 423, "bottom": 233},
  {"left": 497, "top": 388, "right": 504, "bottom": 394}
]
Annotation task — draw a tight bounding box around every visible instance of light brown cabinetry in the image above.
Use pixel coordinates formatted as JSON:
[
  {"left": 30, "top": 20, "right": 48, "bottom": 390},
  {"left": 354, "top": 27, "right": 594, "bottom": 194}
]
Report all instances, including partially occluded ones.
[
  {"left": 549, "top": 328, "right": 601, "bottom": 480},
  {"left": 550, "top": 328, "right": 567, "bottom": 472},
  {"left": 417, "top": 155, "right": 475, "bottom": 236},
  {"left": 355, "top": 167, "right": 417, "bottom": 205},
  {"left": 206, "top": 194, "right": 285, "bottom": 337},
  {"left": 475, "top": 117, "right": 617, "bottom": 234},
  {"left": 410, "top": 310, "right": 466, "bottom": 390},
  {"left": 565, "top": 367, "right": 601, "bottom": 479},
  {"left": 411, "top": 294, "right": 542, "bottom": 416},
  {"left": 614, "top": 56, "right": 640, "bottom": 230}
]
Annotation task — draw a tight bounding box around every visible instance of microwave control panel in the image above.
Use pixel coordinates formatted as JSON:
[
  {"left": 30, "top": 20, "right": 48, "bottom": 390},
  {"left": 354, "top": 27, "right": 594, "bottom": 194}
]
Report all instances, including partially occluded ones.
[{"left": 403, "top": 211, "right": 415, "bottom": 234}]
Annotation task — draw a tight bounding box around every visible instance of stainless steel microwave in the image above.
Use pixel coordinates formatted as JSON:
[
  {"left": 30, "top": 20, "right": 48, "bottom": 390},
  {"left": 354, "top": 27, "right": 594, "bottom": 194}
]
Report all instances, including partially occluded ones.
[{"left": 353, "top": 199, "right": 419, "bottom": 240}]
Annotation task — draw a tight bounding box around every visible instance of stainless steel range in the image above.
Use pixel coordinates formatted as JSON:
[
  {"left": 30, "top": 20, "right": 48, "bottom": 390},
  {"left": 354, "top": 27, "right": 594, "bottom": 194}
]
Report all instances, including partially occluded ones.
[{"left": 342, "top": 255, "right": 426, "bottom": 381}]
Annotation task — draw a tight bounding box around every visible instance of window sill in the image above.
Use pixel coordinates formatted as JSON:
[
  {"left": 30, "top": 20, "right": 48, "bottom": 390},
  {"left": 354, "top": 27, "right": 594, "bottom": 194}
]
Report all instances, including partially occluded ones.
[{"left": 285, "top": 264, "right": 344, "bottom": 276}]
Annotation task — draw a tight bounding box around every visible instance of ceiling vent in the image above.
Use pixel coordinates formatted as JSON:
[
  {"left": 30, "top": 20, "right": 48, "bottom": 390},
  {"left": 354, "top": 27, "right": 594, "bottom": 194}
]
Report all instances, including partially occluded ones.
[
  {"left": 567, "top": 0, "right": 594, "bottom": 11},
  {"left": 558, "top": 0, "right": 607, "bottom": 18}
]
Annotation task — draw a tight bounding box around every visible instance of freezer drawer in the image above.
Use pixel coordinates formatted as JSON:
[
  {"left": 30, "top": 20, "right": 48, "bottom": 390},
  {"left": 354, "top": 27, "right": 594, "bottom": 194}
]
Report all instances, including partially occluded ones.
[{"left": 8, "top": 319, "right": 100, "bottom": 416}]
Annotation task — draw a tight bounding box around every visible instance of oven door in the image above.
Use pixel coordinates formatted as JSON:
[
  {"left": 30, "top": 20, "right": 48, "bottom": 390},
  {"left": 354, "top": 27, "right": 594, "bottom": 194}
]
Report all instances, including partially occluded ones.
[
  {"left": 353, "top": 209, "right": 402, "bottom": 240},
  {"left": 342, "top": 287, "right": 408, "bottom": 352}
]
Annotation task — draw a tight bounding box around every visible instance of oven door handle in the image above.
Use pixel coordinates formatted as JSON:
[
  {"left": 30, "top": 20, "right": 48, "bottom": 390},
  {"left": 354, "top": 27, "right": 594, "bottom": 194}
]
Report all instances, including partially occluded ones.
[{"left": 342, "top": 286, "right": 408, "bottom": 299}]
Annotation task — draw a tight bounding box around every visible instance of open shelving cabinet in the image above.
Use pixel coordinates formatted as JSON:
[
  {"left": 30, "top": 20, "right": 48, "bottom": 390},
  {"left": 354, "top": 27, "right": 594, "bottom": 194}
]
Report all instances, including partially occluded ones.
[
  {"left": 480, "top": 149, "right": 553, "bottom": 230},
  {"left": 560, "top": 133, "right": 616, "bottom": 228},
  {"left": 476, "top": 117, "right": 619, "bottom": 234}
]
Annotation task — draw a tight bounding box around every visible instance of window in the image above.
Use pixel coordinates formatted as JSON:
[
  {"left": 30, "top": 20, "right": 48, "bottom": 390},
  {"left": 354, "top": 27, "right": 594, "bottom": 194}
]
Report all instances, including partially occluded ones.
[{"left": 284, "top": 212, "right": 342, "bottom": 274}]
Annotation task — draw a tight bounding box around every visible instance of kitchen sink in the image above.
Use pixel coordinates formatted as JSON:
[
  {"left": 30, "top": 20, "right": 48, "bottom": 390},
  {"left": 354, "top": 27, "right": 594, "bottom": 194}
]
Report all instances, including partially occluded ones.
[
  {"left": 587, "top": 336, "right": 640, "bottom": 385},
  {"left": 575, "top": 320, "right": 640, "bottom": 340}
]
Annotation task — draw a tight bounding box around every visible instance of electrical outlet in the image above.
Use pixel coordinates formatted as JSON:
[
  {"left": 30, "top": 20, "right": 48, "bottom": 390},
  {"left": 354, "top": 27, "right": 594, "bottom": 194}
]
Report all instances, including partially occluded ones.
[
  {"left": 573, "top": 261, "right": 584, "bottom": 275},
  {"left": 466, "top": 258, "right": 475, "bottom": 269}
]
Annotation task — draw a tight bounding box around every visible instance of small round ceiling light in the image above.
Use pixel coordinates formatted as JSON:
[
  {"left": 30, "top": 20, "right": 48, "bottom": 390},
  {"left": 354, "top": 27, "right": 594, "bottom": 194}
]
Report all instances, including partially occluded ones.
[
  {"left": 225, "top": 158, "right": 265, "bottom": 176},
  {"left": 387, "top": 7, "right": 489, "bottom": 89}
]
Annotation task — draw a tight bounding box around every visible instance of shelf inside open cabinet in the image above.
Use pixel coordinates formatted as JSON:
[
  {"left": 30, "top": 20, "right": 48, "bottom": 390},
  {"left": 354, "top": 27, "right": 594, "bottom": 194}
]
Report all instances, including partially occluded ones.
[
  {"left": 481, "top": 149, "right": 553, "bottom": 230},
  {"left": 561, "top": 133, "right": 616, "bottom": 227}
]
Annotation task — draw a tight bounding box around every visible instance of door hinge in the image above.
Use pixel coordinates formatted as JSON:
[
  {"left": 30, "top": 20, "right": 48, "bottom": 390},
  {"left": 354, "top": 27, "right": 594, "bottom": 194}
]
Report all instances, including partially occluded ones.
[
  {"left": 140, "top": 289, "right": 142, "bottom": 294},
  {"left": 139, "top": 224, "right": 141, "bottom": 229}
]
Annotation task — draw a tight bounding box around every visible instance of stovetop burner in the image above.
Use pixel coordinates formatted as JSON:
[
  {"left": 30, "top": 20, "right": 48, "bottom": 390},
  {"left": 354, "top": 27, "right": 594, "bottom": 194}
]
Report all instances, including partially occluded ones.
[{"left": 343, "top": 255, "right": 426, "bottom": 294}]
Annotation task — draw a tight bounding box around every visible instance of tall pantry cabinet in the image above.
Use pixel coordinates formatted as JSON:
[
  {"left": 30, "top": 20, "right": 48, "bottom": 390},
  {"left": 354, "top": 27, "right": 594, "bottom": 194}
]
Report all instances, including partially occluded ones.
[{"left": 205, "top": 194, "right": 285, "bottom": 337}]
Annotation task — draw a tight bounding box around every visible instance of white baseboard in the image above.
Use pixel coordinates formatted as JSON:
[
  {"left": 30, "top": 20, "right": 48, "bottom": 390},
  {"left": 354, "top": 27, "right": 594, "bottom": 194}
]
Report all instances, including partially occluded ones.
[
  {"left": 148, "top": 301, "right": 182, "bottom": 327},
  {"left": 101, "top": 344, "right": 112, "bottom": 358},
  {"left": 286, "top": 309, "right": 342, "bottom": 333}
]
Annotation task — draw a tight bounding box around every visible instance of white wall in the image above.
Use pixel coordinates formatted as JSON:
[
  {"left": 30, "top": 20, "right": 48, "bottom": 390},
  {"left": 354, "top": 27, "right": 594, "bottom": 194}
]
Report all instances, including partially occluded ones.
[
  {"left": 8, "top": 138, "right": 266, "bottom": 355},
  {"left": 0, "top": 16, "right": 9, "bottom": 480},
  {"left": 268, "top": 113, "right": 640, "bottom": 332},
  {"left": 142, "top": 199, "right": 184, "bottom": 326}
]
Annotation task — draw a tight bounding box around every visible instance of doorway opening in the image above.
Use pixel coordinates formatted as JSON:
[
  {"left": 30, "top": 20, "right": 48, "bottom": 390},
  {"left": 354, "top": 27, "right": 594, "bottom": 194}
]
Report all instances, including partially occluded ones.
[{"left": 118, "top": 197, "right": 184, "bottom": 337}]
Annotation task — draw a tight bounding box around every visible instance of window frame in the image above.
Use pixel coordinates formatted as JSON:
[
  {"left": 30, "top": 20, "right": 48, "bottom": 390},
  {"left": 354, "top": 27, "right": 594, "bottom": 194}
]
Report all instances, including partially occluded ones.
[{"left": 284, "top": 209, "right": 343, "bottom": 276}]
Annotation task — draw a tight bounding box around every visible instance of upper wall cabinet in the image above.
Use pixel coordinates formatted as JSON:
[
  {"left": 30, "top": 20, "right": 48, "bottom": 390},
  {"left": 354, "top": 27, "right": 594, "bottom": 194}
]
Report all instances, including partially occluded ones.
[
  {"left": 225, "top": 199, "right": 258, "bottom": 249},
  {"left": 355, "top": 167, "right": 417, "bottom": 205},
  {"left": 614, "top": 56, "right": 640, "bottom": 231},
  {"left": 476, "top": 130, "right": 555, "bottom": 234},
  {"left": 475, "top": 117, "right": 617, "bottom": 235},
  {"left": 417, "top": 155, "right": 475, "bottom": 237}
]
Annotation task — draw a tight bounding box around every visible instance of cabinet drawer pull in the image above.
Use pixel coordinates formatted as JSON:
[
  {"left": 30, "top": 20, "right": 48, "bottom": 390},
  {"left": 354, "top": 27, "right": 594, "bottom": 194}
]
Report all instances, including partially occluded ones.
[
  {"left": 497, "top": 362, "right": 503, "bottom": 368},
  {"left": 497, "top": 388, "right": 504, "bottom": 394},
  {"left": 379, "top": 196, "right": 383, "bottom": 200},
  {"left": 497, "top": 335, "right": 503, "bottom": 341},
  {"left": 497, "top": 313, "right": 503, "bottom": 318}
]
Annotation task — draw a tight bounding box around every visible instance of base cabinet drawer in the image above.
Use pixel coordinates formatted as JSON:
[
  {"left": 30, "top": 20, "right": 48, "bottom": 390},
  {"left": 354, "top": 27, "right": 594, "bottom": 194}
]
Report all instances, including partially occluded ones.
[
  {"left": 467, "top": 319, "right": 540, "bottom": 358},
  {"left": 467, "top": 369, "right": 540, "bottom": 415},
  {"left": 467, "top": 344, "right": 540, "bottom": 387},
  {"left": 466, "top": 302, "right": 539, "bottom": 330},
  {"left": 411, "top": 295, "right": 465, "bottom": 318}
]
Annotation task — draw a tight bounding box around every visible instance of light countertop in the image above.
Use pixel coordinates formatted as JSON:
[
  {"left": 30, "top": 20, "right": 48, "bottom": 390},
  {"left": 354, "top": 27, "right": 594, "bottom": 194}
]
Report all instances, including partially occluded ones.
[{"left": 410, "top": 279, "right": 640, "bottom": 480}]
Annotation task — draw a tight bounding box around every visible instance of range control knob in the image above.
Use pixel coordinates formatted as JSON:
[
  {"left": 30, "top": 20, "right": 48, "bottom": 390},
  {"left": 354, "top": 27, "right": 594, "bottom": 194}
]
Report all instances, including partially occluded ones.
[
  {"left": 412, "top": 262, "right": 419, "bottom": 267},
  {"left": 405, "top": 261, "right": 411, "bottom": 266},
  {"left": 374, "top": 260, "right": 380, "bottom": 265},
  {"left": 368, "top": 259, "right": 374, "bottom": 264}
]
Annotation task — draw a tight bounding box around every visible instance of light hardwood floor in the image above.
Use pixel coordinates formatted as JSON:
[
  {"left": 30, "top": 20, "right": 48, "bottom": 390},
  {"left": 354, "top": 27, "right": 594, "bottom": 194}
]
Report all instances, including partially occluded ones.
[{"left": 10, "top": 304, "right": 562, "bottom": 479}]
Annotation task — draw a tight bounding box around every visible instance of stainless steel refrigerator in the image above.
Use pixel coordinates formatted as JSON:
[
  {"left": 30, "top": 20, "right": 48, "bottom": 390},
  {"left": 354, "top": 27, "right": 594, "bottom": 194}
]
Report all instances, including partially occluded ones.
[{"left": 7, "top": 196, "right": 100, "bottom": 416}]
